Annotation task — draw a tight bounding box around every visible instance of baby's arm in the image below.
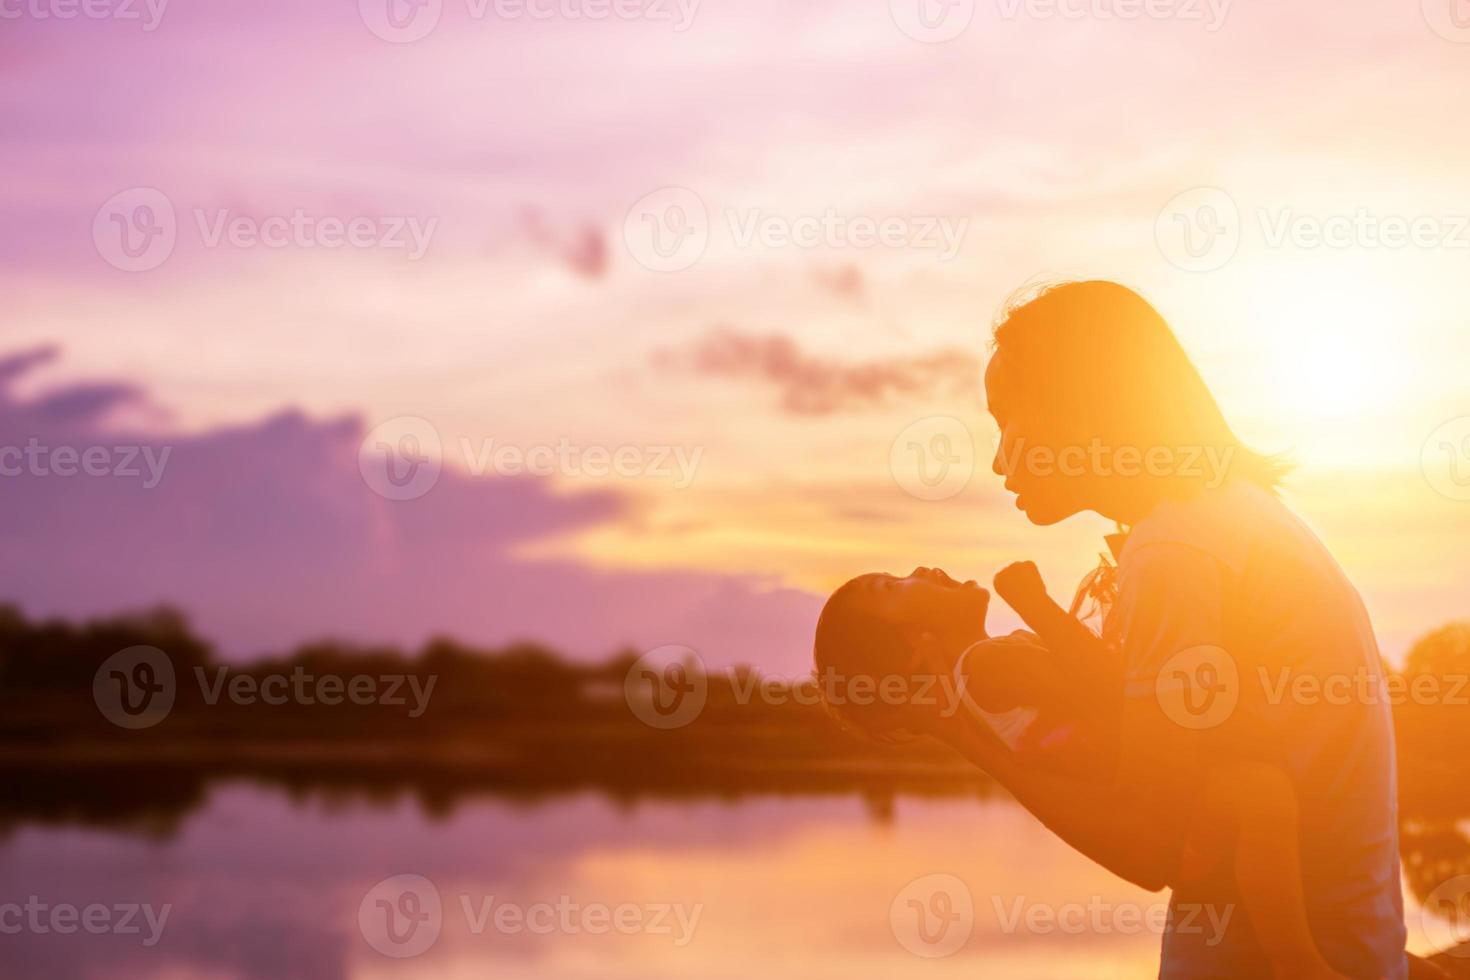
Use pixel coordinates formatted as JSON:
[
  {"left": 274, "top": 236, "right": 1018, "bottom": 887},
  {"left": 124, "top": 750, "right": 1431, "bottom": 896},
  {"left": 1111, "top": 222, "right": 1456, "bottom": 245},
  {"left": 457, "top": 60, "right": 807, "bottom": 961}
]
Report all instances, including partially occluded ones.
[
  {"left": 993, "top": 561, "right": 1121, "bottom": 729},
  {"left": 1198, "top": 763, "right": 1348, "bottom": 980}
]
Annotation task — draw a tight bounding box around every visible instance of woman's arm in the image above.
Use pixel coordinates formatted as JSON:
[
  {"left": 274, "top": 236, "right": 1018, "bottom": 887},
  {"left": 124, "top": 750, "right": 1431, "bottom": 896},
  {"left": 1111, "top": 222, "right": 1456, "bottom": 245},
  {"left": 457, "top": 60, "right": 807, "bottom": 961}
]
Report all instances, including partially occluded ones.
[
  {"left": 925, "top": 702, "right": 1178, "bottom": 890},
  {"left": 914, "top": 548, "right": 1223, "bottom": 893}
]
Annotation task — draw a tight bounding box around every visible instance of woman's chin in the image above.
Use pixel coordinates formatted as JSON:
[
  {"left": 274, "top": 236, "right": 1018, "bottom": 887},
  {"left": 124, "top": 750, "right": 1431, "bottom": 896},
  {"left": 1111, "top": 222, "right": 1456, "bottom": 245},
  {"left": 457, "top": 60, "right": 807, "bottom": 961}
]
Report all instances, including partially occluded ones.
[{"left": 1017, "top": 496, "right": 1068, "bottom": 526}]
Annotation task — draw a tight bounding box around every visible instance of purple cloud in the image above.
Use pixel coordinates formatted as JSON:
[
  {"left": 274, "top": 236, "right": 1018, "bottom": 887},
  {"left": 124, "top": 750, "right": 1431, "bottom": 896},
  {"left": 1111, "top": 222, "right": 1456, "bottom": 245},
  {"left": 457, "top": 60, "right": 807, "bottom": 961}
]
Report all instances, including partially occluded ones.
[{"left": 0, "top": 351, "right": 820, "bottom": 673}]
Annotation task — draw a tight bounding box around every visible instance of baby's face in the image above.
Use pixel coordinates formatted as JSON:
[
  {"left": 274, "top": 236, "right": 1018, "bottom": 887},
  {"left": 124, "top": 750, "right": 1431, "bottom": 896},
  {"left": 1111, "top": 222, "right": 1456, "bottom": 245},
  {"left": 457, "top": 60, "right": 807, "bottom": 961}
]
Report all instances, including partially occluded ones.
[{"left": 853, "top": 567, "right": 990, "bottom": 650}]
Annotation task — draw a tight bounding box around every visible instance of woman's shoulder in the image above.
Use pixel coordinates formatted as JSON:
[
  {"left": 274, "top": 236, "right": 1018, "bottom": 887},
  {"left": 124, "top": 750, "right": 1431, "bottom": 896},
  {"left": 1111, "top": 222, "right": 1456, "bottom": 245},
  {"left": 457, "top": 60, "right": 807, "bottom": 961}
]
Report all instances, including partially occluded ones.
[{"left": 1119, "top": 480, "right": 1280, "bottom": 577}]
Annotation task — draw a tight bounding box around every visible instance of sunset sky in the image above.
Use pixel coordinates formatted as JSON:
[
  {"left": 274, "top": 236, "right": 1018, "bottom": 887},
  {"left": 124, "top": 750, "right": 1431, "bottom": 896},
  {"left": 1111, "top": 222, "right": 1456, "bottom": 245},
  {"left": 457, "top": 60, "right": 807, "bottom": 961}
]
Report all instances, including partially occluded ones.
[{"left": 3, "top": 0, "right": 1468, "bottom": 671}]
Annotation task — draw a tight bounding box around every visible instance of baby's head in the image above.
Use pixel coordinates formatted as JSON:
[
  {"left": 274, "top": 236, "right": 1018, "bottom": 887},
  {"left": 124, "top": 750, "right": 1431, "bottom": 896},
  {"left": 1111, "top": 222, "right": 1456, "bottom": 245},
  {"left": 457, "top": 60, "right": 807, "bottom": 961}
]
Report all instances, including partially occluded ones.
[{"left": 812, "top": 567, "right": 989, "bottom": 741}]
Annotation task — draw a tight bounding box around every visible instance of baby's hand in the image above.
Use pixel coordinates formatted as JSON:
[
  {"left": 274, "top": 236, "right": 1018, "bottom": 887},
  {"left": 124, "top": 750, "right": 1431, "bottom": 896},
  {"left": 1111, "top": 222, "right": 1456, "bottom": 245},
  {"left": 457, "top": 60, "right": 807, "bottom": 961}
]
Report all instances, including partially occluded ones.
[{"left": 994, "top": 561, "right": 1048, "bottom": 612}]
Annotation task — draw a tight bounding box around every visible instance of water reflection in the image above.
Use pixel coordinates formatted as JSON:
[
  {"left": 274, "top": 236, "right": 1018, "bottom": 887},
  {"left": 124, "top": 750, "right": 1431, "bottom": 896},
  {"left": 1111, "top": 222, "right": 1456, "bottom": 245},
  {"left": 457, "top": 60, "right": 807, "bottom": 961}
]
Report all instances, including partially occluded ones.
[
  {"left": 0, "top": 786, "right": 1175, "bottom": 979},
  {"left": 0, "top": 768, "right": 1468, "bottom": 978}
]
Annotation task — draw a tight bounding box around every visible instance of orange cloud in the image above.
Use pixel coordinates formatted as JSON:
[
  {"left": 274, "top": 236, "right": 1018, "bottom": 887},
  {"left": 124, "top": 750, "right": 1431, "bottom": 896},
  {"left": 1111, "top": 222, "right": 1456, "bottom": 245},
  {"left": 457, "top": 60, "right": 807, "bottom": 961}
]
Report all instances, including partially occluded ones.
[{"left": 655, "top": 326, "right": 982, "bottom": 416}]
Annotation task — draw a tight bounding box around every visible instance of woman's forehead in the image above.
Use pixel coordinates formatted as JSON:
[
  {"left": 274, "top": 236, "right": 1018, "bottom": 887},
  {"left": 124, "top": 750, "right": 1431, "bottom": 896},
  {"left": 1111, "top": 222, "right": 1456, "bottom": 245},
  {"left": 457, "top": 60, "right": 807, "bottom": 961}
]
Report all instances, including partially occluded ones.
[{"left": 983, "top": 353, "right": 1010, "bottom": 408}]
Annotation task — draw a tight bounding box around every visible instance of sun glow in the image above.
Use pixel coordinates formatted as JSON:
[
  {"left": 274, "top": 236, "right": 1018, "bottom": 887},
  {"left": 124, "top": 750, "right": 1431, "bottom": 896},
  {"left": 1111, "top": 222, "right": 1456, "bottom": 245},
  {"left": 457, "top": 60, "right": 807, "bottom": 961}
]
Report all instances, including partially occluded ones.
[{"left": 1254, "top": 273, "right": 1407, "bottom": 420}]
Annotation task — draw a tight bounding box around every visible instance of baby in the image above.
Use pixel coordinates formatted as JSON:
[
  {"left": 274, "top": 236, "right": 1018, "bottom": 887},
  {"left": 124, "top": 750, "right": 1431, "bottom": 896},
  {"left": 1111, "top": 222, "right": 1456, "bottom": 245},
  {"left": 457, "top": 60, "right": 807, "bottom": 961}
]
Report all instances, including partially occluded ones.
[
  {"left": 809, "top": 563, "right": 1099, "bottom": 771},
  {"left": 814, "top": 563, "right": 1358, "bottom": 980}
]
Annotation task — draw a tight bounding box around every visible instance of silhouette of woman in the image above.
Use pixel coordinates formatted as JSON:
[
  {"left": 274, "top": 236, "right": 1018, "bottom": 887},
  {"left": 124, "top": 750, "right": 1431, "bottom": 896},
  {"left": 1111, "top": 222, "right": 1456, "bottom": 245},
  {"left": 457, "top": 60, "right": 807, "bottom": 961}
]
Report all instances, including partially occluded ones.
[
  {"left": 815, "top": 281, "right": 1420, "bottom": 978},
  {"left": 973, "top": 281, "right": 1408, "bottom": 979}
]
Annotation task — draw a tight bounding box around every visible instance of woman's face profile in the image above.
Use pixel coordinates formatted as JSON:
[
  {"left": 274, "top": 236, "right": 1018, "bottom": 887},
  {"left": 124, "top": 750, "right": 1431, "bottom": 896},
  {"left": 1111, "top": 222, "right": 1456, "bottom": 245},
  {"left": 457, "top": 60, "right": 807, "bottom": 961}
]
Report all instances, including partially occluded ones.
[{"left": 984, "top": 352, "right": 1092, "bottom": 526}]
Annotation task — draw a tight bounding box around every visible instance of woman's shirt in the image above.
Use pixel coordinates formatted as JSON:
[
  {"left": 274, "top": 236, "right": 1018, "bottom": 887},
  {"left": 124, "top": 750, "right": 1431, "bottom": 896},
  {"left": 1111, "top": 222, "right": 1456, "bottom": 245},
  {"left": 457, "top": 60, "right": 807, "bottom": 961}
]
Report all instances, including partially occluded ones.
[{"left": 1113, "top": 480, "right": 1407, "bottom": 979}]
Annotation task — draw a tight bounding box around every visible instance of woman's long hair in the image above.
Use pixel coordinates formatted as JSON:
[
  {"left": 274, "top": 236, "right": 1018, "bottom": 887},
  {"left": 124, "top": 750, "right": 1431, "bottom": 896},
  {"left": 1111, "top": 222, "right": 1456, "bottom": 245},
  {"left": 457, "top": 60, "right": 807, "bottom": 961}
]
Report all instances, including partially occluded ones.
[
  {"left": 993, "top": 280, "right": 1289, "bottom": 637},
  {"left": 992, "top": 280, "right": 1289, "bottom": 495}
]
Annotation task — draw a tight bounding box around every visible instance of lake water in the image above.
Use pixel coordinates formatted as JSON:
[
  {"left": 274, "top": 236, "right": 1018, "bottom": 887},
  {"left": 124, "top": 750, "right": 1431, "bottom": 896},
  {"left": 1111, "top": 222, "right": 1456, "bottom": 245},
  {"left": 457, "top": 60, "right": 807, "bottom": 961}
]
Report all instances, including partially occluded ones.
[{"left": 0, "top": 784, "right": 1455, "bottom": 978}]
